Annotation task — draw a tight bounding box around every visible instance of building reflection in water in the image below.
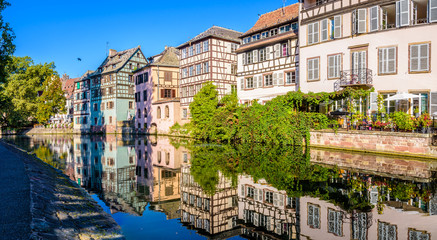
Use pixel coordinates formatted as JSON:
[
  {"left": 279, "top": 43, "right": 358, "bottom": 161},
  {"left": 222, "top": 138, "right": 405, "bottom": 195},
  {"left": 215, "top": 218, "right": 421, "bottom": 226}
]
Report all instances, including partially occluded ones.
[{"left": 4, "top": 135, "right": 437, "bottom": 240}]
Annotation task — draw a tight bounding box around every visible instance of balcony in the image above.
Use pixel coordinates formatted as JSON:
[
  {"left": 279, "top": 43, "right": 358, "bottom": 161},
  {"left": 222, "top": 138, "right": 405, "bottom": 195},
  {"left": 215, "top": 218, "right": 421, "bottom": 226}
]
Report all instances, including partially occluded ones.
[{"left": 334, "top": 69, "right": 373, "bottom": 91}]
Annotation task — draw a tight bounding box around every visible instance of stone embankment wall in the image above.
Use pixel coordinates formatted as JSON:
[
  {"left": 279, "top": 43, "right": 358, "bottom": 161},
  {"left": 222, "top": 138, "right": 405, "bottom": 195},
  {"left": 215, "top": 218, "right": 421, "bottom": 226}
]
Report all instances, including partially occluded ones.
[
  {"left": 25, "top": 128, "right": 74, "bottom": 135},
  {"left": 310, "top": 130, "right": 437, "bottom": 158}
]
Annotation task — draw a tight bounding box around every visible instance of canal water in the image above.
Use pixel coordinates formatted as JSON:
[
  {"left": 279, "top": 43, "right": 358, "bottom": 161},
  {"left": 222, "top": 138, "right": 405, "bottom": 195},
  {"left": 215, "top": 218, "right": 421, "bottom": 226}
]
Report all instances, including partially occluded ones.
[{"left": 2, "top": 134, "right": 437, "bottom": 240}]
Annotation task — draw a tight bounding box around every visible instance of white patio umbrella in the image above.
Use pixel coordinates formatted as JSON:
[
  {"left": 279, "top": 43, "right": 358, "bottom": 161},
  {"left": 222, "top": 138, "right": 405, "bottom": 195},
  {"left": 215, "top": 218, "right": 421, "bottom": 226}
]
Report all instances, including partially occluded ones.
[
  {"left": 384, "top": 92, "right": 421, "bottom": 101},
  {"left": 432, "top": 112, "right": 437, "bottom": 116}
]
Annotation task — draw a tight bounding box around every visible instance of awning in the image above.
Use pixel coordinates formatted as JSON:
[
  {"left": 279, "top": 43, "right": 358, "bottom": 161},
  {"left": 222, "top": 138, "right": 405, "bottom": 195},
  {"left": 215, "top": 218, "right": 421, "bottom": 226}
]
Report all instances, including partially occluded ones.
[{"left": 384, "top": 92, "right": 421, "bottom": 101}]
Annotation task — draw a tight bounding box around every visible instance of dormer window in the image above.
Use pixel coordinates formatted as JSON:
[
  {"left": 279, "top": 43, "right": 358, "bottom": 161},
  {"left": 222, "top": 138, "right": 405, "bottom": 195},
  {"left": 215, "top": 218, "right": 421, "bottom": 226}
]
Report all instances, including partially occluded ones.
[
  {"left": 291, "top": 23, "right": 298, "bottom": 30},
  {"left": 112, "top": 64, "right": 116, "bottom": 69},
  {"left": 252, "top": 34, "right": 260, "bottom": 42},
  {"left": 243, "top": 37, "right": 251, "bottom": 44},
  {"left": 270, "top": 28, "right": 278, "bottom": 36},
  {"left": 261, "top": 31, "right": 269, "bottom": 39}
]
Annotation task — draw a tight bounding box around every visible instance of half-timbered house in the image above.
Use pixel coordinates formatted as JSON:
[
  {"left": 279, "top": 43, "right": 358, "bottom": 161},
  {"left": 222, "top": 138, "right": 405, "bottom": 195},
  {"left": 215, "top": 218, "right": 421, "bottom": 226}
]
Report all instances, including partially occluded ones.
[
  {"left": 237, "top": 4, "right": 300, "bottom": 104},
  {"left": 73, "top": 71, "right": 92, "bottom": 132},
  {"left": 89, "top": 47, "right": 148, "bottom": 133},
  {"left": 177, "top": 26, "right": 242, "bottom": 118}
]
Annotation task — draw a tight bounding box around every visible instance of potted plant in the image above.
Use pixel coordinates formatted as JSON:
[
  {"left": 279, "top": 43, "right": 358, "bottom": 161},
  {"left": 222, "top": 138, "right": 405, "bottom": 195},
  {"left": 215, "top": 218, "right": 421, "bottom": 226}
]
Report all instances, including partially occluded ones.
[{"left": 417, "top": 113, "right": 432, "bottom": 134}]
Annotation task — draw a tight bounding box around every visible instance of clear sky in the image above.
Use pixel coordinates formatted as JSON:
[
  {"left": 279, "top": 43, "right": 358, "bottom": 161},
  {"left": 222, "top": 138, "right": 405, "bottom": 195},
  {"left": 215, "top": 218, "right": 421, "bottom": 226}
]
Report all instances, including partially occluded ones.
[{"left": 4, "top": 0, "right": 298, "bottom": 78}]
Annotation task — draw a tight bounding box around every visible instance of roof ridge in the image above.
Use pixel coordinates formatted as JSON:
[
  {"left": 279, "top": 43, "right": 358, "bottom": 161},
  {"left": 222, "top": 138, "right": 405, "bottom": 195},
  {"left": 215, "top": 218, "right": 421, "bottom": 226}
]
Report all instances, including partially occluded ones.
[
  {"left": 259, "top": 3, "right": 299, "bottom": 17},
  {"left": 210, "top": 25, "right": 242, "bottom": 33}
]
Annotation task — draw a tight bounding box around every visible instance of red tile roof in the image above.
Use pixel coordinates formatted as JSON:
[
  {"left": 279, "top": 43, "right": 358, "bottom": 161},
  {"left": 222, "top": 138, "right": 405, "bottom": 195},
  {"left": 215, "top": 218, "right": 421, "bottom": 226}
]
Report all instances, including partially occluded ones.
[
  {"left": 62, "top": 77, "right": 79, "bottom": 99},
  {"left": 242, "top": 3, "right": 299, "bottom": 37}
]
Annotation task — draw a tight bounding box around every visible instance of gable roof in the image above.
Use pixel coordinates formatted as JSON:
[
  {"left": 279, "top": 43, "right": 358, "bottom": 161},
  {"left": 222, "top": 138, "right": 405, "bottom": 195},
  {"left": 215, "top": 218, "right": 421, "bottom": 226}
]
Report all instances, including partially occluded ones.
[
  {"left": 62, "top": 77, "right": 79, "bottom": 99},
  {"left": 98, "top": 46, "right": 143, "bottom": 74},
  {"left": 177, "top": 26, "right": 242, "bottom": 49},
  {"left": 151, "top": 47, "right": 180, "bottom": 67},
  {"left": 241, "top": 3, "right": 299, "bottom": 38}
]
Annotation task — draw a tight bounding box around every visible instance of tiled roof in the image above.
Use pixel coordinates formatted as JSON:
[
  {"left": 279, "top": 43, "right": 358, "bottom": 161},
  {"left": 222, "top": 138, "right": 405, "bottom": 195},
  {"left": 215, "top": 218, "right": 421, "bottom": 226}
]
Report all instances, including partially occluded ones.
[
  {"left": 151, "top": 47, "right": 180, "bottom": 67},
  {"left": 75, "top": 70, "right": 94, "bottom": 82},
  {"left": 242, "top": 3, "right": 299, "bottom": 37},
  {"left": 177, "top": 26, "right": 242, "bottom": 49},
  {"left": 62, "top": 77, "right": 79, "bottom": 99},
  {"left": 98, "top": 46, "right": 142, "bottom": 74}
]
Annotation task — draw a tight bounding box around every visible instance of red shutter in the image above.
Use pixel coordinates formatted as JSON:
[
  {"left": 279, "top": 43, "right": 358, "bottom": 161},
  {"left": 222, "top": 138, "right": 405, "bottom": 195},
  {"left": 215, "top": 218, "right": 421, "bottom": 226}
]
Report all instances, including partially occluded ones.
[
  {"left": 171, "top": 89, "right": 176, "bottom": 98},
  {"left": 161, "top": 89, "right": 164, "bottom": 98}
]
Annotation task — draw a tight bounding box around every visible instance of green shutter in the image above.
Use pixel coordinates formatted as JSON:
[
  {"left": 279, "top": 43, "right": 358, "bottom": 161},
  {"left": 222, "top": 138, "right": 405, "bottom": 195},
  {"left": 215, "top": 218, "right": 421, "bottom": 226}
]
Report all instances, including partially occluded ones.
[{"left": 77, "top": 82, "right": 80, "bottom": 89}]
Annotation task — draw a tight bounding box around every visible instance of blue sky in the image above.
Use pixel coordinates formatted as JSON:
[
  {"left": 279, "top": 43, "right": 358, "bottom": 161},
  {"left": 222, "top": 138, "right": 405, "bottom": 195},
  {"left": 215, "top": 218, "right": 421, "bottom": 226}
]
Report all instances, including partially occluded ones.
[{"left": 5, "top": 0, "right": 297, "bottom": 78}]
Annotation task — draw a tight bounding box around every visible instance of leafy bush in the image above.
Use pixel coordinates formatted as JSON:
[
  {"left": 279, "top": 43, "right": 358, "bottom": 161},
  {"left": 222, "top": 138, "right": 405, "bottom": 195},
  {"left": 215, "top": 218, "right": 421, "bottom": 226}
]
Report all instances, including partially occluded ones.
[
  {"left": 392, "top": 112, "right": 416, "bottom": 131},
  {"left": 306, "top": 112, "right": 330, "bottom": 130}
]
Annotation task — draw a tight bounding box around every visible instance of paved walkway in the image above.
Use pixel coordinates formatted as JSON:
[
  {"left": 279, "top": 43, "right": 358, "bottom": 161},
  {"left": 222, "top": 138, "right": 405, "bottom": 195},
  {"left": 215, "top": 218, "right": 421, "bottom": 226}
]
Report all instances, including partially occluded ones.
[{"left": 0, "top": 143, "right": 31, "bottom": 240}]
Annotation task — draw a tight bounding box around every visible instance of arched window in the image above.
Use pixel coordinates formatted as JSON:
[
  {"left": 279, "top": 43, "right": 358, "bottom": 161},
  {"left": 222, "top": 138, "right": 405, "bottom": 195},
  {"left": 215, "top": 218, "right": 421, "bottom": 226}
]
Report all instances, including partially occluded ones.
[
  {"left": 165, "top": 152, "right": 170, "bottom": 165},
  {"left": 165, "top": 105, "right": 170, "bottom": 118},
  {"left": 157, "top": 107, "right": 161, "bottom": 119},
  {"left": 157, "top": 151, "right": 162, "bottom": 163}
]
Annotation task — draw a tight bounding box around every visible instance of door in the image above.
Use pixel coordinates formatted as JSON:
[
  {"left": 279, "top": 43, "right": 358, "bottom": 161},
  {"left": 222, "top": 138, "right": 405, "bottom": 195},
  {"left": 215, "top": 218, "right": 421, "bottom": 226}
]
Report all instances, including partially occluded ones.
[{"left": 351, "top": 50, "right": 367, "bottom": 84}]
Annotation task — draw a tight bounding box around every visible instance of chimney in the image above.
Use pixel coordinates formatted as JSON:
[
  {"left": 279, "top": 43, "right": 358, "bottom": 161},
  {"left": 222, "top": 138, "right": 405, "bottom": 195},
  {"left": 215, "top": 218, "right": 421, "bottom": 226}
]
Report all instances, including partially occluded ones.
[
  {"left": 165, "top": 45, "right": 168, "bottom": 50},
  {"left": 109, "top": 49, "right": 117, "bottom": 57}
]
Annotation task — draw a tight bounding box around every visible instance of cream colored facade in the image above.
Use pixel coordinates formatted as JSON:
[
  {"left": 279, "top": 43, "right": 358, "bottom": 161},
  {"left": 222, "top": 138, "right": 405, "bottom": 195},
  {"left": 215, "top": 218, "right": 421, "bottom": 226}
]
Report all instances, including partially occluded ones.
[{"left": 299, "top": 0, "right": 437, "bottom": 115}]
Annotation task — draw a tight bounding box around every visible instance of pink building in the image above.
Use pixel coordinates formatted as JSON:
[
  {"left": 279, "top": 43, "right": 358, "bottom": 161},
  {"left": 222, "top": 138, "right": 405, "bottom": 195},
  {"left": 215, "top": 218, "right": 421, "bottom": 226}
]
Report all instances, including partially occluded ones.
[{"left": 134, "top": 47, "right": 187, "bottom": 134}]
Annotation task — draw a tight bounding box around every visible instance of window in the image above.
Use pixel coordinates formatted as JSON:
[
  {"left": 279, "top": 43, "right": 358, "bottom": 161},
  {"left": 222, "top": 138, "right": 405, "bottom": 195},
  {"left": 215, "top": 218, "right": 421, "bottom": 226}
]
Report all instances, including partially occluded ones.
[
  {"left": 143, "top": 90, "right": 147, "bottom": 101},
  {"left": 196, "top": 43, "right": 201, "bottom": 54},
  {"left": 379, "top": 47, "right": 397, "bottom": 74},
  {"left": 261, "top": 31, "right": 269, "bottom": 38},
  {"left": 286, "top": 71, "right": 296, "bottom": 84},
  {"left": 282, "top": 43, "right": 289, "bottom": 57},
  {"left": 370, "top": 6, "right": 379, "bottom": 31},
  {"left": 246, "top": 187, "right": 254, "bottom": 198},
  {"left": 382, "top": 93, "right": 397, "bottom": 114},
  {"left": 188, "top": 46, "right": 194, "bottom": 57},
  {"left": 264, "top": 74, "right": 273, "bottom": 86},
  {"left": 189, "top": 86, "right": 194, "bottom": 96},
  {"left": 270, "top": 28, "right": 278, "bottom": 36},
  {"left": 308, "top": 22, "right": 319, "bottom": 45},
  {"left": 165, "top": 105, "right": 169, "bottom": 118},
  {"left": 245, "top": 77, "right": 254, "bottom": 89},
  {"left": 196, "top": 64, "right": 201, "bottom": 75},
  {"left": 203, "top": 40, "right": 209, "bottom": 52},
  {"left": 94, "top": 117, "right": 97, "bottom": 125},
  {"left": 182, "top": 108, "right": 188, "bottom": 119},
  {"left": 307, "top": 58, "right": 320, "bottom": 81},
  {"left": 328, "top": 209, "right": 343, "bottom": 236},
  {"left": 321, "top": 19, "right": 329, "bottom": 41},
  {"left": 189, "top": 66, "right": 194, "bottom": 76},
  {"left": 77, "top": 82, "right": 80, "bottom": 90},
  {"left": 328, "top": 54, "right": 341, "bottom": 79},
  {"left": 410, "top": 43, "right": 430, "bottom": 72},
  {"left": 182, "top": 68, "right": 188, "bottom": 78},
  {"left": 246, "top": 51, "right": 253, "bottom": 64},
  {"left": 102, "top": 117, "right": 105, "bottom": 124},
  {"left": 204, "top": 199, "right": 210, "bottom": 211},
  {"left": 157, "top": 106, "right": 161, "bottom": 119},
  {"left": 409, "top": 229, "right": 430, "bottom": 240},
  {"left": 203, "top": 62, "right": 209, "bottom": 73},
  {"left": 182, "top": 48, "right": 187, "bottom": 59},
  {"left": 353, "top": 9, "right": 367, "bottom": 34},
  {"left": 137, "top": 109, "right": 141, "bottom": 119},
  {"left": 243, "top": 37, "right": 251, "bottom": 44},
  {"left": 252, "top": 34, "right": 260, "bottom": 42},
  {"left": 163, "top": 89, "right": 172, "bottom": 98},
  {"left": 378, "top": 222, "right": 397, "bottom": 240},
  {"left": 231, "top": 43, "right": 238, "bottom": 53},
  {"left": 265, "top": 191, "right": 273, "bottom": 203},
  {"left": 109, "top": 116, "right": 112, "bottom": 124},
  {"left": 259, "top": 48, "right": 266, "bottom": 61},
  {"left": 308, "top": 204, "right": 320, "bottom": 228},
  {"left": 93, "top": 103, "right": 98, "bottom": 111},
  {"left": 129, "top": 101, "right": 133, "bottom": 109}
]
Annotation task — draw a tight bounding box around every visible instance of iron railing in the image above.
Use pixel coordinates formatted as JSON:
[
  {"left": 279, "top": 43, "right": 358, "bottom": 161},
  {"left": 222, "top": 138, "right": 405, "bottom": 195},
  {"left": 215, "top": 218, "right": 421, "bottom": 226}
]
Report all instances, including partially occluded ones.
[{"left": 334, "top": 69, "right": 373, "bottom": 91}]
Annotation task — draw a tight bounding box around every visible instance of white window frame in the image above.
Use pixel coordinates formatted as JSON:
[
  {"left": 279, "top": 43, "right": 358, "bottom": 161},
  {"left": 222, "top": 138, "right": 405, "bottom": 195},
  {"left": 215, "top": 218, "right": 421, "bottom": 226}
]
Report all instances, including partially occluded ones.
[
  {"left": 379, "top": 47, "right": 397, "bottom": 74},
  {"left": 307, "top": 58, "right": 320, "bottom": 81},
  {"left": 328, "top": 54, "right": 341, "bottom": 79},
  {"left": 410, "top": 43, "right": 430, "bottom": 72}
]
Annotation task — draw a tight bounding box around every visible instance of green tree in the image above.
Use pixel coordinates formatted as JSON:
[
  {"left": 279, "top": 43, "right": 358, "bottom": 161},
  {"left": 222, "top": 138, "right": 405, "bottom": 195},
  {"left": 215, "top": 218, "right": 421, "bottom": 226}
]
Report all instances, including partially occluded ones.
[
  {"left": 3, "top": 56, "right": 57, "bottom": 127},
  {"left": 189, "top": 82, "right": 219, "bottom": 140},
  {"left": 0, "top": 0, "right": 15, "bottom": 83},
  {"left": 36, "top": 75, "right": 66, "bottom": 124}
]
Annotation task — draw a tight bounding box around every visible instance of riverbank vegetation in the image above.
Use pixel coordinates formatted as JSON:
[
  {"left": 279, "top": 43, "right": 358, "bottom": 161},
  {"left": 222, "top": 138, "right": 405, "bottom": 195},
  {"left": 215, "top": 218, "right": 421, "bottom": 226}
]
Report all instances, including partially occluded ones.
[{"left": 174, "top": 82, "right": 372, "bottom": 144}]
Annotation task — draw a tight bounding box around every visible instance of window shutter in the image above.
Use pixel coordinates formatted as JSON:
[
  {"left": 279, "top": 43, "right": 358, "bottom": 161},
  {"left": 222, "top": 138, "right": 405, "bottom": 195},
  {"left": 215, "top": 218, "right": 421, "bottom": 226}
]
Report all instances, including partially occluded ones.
[
  {"left": 273, "top": 193, "right": 278, "bottom": 206},
  {"left": 171, "top": 89, "right": 176, "bottom": 98},
  {"left": 370, "top": 6, "right": 379, "bottom": 32},
  {"left": 396, "top": 1, "right": 400, "bottom": 27},
  {"left": 420, "top": 44, "right": 429, "bottom": 71},
  {"left": 430, "top": 0, "right": 437, "bottom": 22},
  {"left": 315, "top": 59, "right": 319, "bottom": 80},
  {"left": 358, "top": 9, "right": 367, "bottom": 33},
  {"left": 273, "top": 73, "right": 278, "bottom": 85},
  {"left": 308, "top": 23, "right": 313, "bottom": 44},
  {"left": 258, "top": 189, "right": 263, "bottom": 201},
  {"left": 334, "top": 15, "right": 342, "bottom": 38},
  {"left": 279, "top": 194, "right": 284, "bottom": 207},
  {"left": 388, "top": 47, "right": 396, "bottom": 73},
  {"left": 328, "top": 56, "right": 334, "bottom": 78},
  {"left": 240, "top": 78, "right": 244, "bottom": 90},
  {"left": 370, "top": 92, "right": 378, "bottom": 112},
  {"left": 379, "top": 48, "right": 385, "bottom": 74},
  {"left": 352, "top": 10, "right": 357, "bottom": 35},
  {"left": 430, "top": 92, "right": 437, "bottom": 116},
  {"left": 274, "top": 44, "right": 281, "bottom": 58},
  {"left": 313, "top": 22, "right": 319, "bottom": 43},
  {"left": 242, "top": 53, "right": 246, "bottom": 65},
  {"left": 252, "top": 77, "right": 257, "bottom": 89},
  {"left": 308, "top": 60, "right": 314, "bottom": 80},
  {"left": 410, "top": 45, "right": 419, "bottom": 71},
  {"left": 278, "top": 72, "right": 284, "bottom": 85},
  {"left": 321, "top": 19, "right": 328, "bottom": 41},
  {"left": 254, "top": 213, "right": 259, "bottom": 227},
  {"left": 253, "top": 50, "right": 259, "bottom": 63},
  {"left": 399, "top": 0, "right": 410, "bottom": 27},
  {"left": 258, "top": 75, "right": 263, "bottom": 88}
]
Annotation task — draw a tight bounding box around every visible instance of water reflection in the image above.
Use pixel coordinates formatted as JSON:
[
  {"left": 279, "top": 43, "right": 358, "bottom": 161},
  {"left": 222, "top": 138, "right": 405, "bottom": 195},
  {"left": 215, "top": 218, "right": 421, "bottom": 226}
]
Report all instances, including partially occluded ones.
[{"left": 2, "top": 135, "right": 437, "bottom": 240}]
